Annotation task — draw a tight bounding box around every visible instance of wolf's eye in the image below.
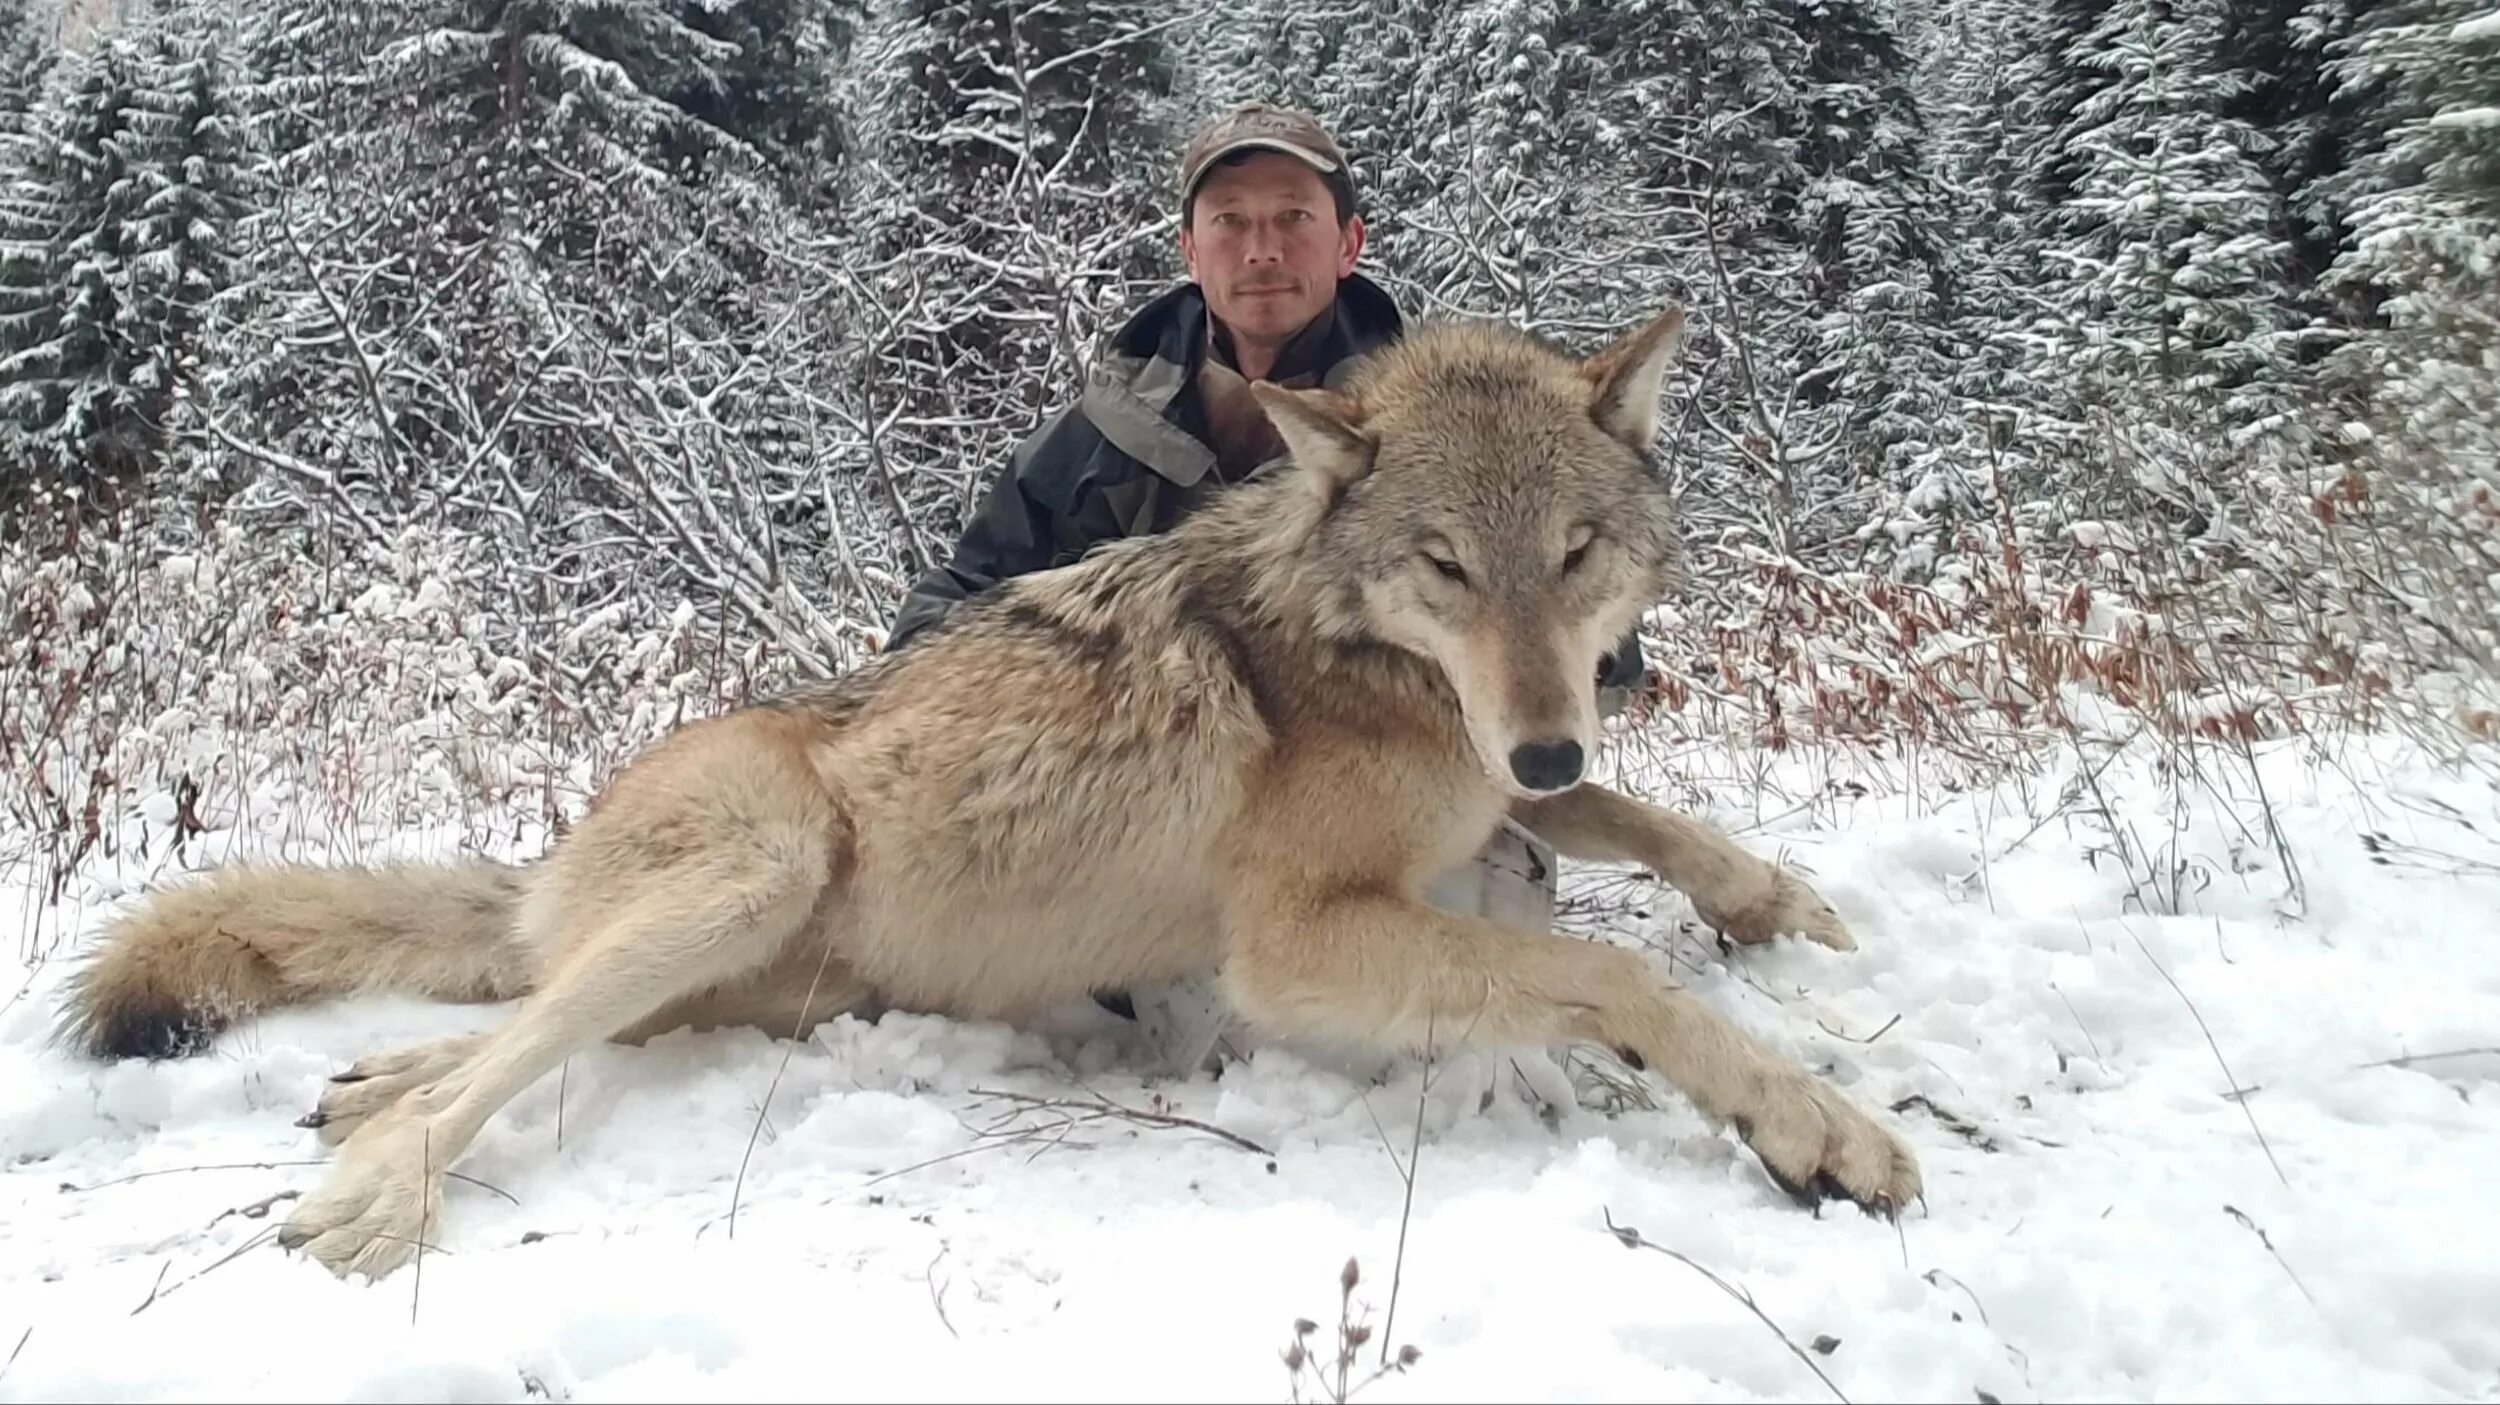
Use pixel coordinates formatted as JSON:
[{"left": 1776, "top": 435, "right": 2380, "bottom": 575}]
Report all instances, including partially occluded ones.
[
  {"left": 1422, "top": 551, "right": 1468, "bottom": 585},
  {"left": 1562, "top": 541, "right": 1592, "bottom": 575}
]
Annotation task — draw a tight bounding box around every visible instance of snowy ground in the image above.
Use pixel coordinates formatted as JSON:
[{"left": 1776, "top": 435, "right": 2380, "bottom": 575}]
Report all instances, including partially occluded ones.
[{"left": 4, "top": 728, "right": 2498, "bottom": 1403}]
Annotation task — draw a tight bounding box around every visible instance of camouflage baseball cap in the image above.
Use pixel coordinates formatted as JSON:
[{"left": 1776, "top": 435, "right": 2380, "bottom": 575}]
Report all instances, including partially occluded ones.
[{"left": 1177, "top": 101, "right": 1350, "bottom": 206}]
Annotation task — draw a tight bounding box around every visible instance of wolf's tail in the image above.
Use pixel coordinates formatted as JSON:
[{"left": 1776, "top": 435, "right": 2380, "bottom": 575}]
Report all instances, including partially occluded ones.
[{"left": 58, "top": 858, "right": 540, "bottom": 1061}]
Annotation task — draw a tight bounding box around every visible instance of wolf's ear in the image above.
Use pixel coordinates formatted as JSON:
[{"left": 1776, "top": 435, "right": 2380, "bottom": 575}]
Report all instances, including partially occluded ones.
[
  {"left": 1580, "top": 307, "right": 1686, "bottom": 455},
  {"left": 1251, "top": 382, "right": 1375, "bottom": 491}
]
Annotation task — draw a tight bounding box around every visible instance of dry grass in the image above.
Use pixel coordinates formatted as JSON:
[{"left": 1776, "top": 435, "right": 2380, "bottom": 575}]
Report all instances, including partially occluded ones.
[
  {"left": 1281, "top": 1256, "right": 1422, "bottom": 1405},
  {"left": 0, "top": 505, "right": 810, "bottom": 972}
]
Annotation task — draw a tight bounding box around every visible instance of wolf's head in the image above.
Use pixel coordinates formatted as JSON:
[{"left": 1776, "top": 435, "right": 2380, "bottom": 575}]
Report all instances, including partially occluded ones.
[{"left": 1251, "top": 309, "right": 1686, "bottom": 799}]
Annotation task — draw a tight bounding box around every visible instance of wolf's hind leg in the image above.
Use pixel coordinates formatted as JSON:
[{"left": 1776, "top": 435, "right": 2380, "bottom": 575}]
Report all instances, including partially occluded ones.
[
  {"left": 276, "top": 812, "right": 851, "bottom": 1280},
  {"left": 1222, "top": 887, "right": 1918, "bottom": 1216},
  {"left": 300, "top": 1033, "right": 486, "bottom": 1147},
  {"left": 616, "top": 936, "right": 879, "bottom": 1046},
  {"left": 301, "top": 935, "right": 877, "bottom": 1155},
  {"left": 1514, "top": 785, "right": 1855, "bottom": 950}
]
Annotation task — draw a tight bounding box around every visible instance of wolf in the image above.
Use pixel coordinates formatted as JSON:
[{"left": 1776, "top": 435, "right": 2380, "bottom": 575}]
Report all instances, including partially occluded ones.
[{"left": 57, "top": 306, "right": 1922, "bottom": 1280}]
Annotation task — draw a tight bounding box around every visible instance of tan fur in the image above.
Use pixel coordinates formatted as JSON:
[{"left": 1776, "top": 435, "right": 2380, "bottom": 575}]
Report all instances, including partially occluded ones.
[
  {"left": 61, "top": 859, "right": 536, "bottom": 1059},
  {"left": 58, "top": 307, "right": 1920, "bottom": 1279}
]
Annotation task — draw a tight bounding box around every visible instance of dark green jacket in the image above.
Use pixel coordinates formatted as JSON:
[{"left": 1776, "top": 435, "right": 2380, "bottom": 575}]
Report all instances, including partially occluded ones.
[{"left": 886, "top": 274, "right": 1647, "bottom": 694}]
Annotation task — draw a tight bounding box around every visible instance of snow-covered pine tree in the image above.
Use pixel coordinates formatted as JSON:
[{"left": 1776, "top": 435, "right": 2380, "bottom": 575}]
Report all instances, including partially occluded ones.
[
  {"left": 2022, "top": 0, "right": 2118, "bottom": 212},
  {"left": 214, "top": 0, "right": 440, "bottom": 506},
  {"left": 224, "top": 0, "right": 782, "bottom": 500},
  {"left": 0, "top": 0, "right": 54, "bottom": 143},
  {"left": 1178, "top": 0, "right": 1366, "bottom": 120},
  {"left": 1780, "top": 0, "right": 1957, "bottom": 491},
  {"left": 0, "top": 3, "right": 257, "bottom": 515},
  {"left": 0, "top": 32, "right": 154, "bottom": 507},
  {"left": 2221, "top": 0, "right": 2354, "bottom": 317},
  {"left": 839, "top": 0, "right": 1184, "bottom": 558},
  {"left": 0, "top": 0, "right": 54, "bottom": 483},
  {"left": 1762, "top": 0, "right": 1988, "bottom": 581},
  {"left": 1393, "top": 0, "right": 1610, "bottom": 326},
  {"left": 671, "top": 0, "right": 857, "bottom": 201},
  {"left": 2422, "top": 8, "right": 2500, "bottom": 219},
  {"left": 183, "top": 0, "right": 886, "bottom": 674},
  {"left": 2033, "top": 0, "right": 2297, "bottom": 427},
  {"left": 0, "top": 0, "right": 49, "bottom": 484},
  {"left": 1290, "top": 0, "right": 1449, "bottom": 200},
  {"left": 402, "top": 1, "right": 751, "bottom": 260},
  {"left": 2292, "top": 0, "right": 2500, "bottom": 690},
  {"left": 117, "top": 0, "right": 256, "bottom": 493},
  {"left": 1581, "top": 0, "right": 1873, "bottom": 556},
  {"left": 2319, "top": 0, "right": 2499, "bottom": 437},
  {"left": 2314, "top": 0, "right": 2495, "bottom": 339},
  {"left": 859, "top": 0, "right": 1176, "bottom": 217},
  {"left": 1923, "top": 0, "right": 2061, "bottom": 438},
  {"left": 239, "top": 0, "right": 437, "bottom": 167}
]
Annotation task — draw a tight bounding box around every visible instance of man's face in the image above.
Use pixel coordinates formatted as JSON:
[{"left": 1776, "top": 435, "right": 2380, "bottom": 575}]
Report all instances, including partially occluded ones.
[{"left": 1180, "top": 151, "right": 1366, "bottom": 351}]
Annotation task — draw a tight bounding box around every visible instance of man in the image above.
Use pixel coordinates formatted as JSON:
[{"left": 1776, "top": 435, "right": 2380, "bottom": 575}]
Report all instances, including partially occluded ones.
[
  {"left": 886, "top": 102, "right": 1647, "bottom": 1031},
  {"left": 885, "top": 101, "right": 1406, "bottom": 643}
]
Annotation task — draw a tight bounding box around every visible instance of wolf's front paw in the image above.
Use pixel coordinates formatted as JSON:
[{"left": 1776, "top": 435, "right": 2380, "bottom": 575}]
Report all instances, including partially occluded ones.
[
  {"left": 1697, "top": 866, "right": 1855, "bottom": 951},
  {"left": 276, "top": 1117, "right": 444, "bottom": 1280},
  {"left": 1734, "top": 1071, "right": 1920, "bottom": 1219}
]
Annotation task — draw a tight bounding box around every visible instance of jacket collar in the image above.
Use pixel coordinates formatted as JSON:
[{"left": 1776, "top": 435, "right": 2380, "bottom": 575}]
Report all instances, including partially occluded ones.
[
  {"left": 1207, "top": 299, "right": 1340, "bottom": 386},
  {"left": 1081, "top": 272, "right": 1404, "bottom": 487}
]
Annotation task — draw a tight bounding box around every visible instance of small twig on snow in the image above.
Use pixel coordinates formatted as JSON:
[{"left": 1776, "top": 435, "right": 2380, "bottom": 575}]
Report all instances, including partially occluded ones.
[
  {"left": 204, "top": 1189, "right": 299, "bottom": 1230},
  {"left": 925, "top": 1245, "right": 959, "bottom": 1340},
  {"left": 1372, "top": 1008, "right": 1435, "bottom": 1368},
  {"left": 60, "top": 1159, "right": 517, "bottom": 1206},
  {"left": 412, "top": 1125, "right": 431, "bottom": 1326},
  {"left": 1815, "top": 1012, "right": 1902, "bottom": 1045},
  {"left": 128, "top": 1263, "right": 171, "bottom": 1317},
  {"left": 1603, "top": 1208, "right": 1851, "bottom": 1405},
  {"left": 731, "top": 933, "right": 841, "bottom": 1240},
  {"left": 2126, "top": 924, "right": 2288, "bottom": 1187},
  {"left": 2354, "top": 1046, "right": 2499, "bottom": 1072},
  {"left": 963, "top": 1086, "right": 1274, "bottom": 1157},
  {"left": 2224, "top": 1204, "right": 2323, "bottom": 1312},
  {"left": 130, "top": 1223, "right": 284, "bottom": 1318}
]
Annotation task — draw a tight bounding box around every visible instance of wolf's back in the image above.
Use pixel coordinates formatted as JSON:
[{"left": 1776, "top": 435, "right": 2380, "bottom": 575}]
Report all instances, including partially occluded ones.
[{"left": 59, "top": 857, "right": 538, "bottom": 1060}]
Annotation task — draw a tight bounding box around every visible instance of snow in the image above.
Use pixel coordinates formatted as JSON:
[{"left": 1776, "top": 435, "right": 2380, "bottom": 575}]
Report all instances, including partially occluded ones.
[
  {"left": 2427, "top": 105, "right": 2500, "bottom": 131},
  {"left": 5, "top": 732, "right": 2500, "bottom": 1403}
]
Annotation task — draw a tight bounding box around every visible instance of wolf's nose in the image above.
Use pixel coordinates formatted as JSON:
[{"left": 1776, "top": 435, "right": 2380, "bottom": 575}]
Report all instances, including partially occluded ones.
[{"left": 1508, "top": 740, "right": 1584, "bottom": 792}]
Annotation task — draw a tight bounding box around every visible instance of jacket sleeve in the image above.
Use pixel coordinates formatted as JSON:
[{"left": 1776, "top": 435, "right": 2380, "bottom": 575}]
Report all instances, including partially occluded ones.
[{"left": 885, "top": 410, "right": 1082, "bottom": 652}]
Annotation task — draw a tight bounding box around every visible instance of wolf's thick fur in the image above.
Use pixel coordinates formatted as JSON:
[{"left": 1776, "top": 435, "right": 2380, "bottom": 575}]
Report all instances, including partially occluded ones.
[{"left": 60, "top": 308, "right": 1920, "bottom": 1279}]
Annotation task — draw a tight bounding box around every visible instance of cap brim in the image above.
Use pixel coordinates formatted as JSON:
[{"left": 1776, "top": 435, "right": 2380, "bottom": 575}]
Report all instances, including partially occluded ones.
[{"left": 1184, "top": 138, "right": 1338, "bottom": 196}]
